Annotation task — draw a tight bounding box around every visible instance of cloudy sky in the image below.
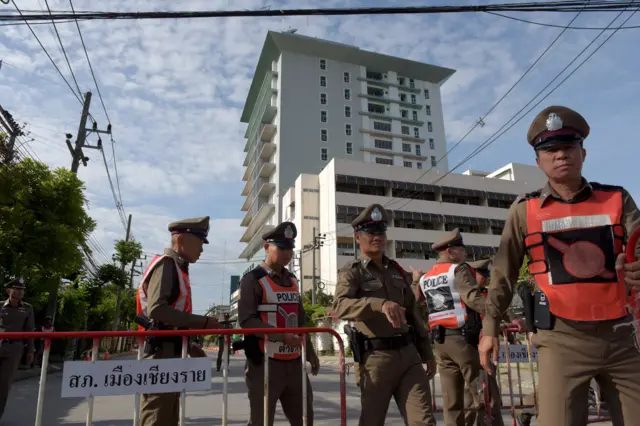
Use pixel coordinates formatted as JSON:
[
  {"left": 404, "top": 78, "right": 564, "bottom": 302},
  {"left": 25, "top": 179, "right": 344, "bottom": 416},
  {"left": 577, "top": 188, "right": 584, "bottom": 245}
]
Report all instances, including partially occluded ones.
[{"left": 2, "top": 0, "right": 639, "bottom": 314}]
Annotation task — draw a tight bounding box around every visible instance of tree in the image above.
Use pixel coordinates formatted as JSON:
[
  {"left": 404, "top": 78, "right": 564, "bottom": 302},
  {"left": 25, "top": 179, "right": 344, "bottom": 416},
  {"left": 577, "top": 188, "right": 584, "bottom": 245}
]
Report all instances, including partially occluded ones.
[
  {"left": 302, "top": 289, "right": 334, "bottom": 327},
  {"left": 114, "top": 239, "right": 143, "bottom": 274},
  {"left": 517, "top": 255, "right": 532, "bottom": 289},
  {"left": 0, "top": 159, "right": 96, "bottom": 316}
]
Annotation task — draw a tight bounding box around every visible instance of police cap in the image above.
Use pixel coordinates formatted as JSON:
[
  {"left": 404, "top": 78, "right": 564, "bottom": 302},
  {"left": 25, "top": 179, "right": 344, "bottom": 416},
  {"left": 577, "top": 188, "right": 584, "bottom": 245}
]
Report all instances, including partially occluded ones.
[
  {"left": 352, "top": 204, "right": 388, "bottom": 233},
  {"left": 168, "top": 216, "right": 210, "bottom": 244},
  {"left": 432, "top": 228, "right": 465, "bottom": 252},
  {"left": 5, "top": 277, "right": 26, "bottom": 289},
  {"left": 468, "top": 258, "right": 492, "bottom": 276},
  {"left": 527, "top": 106, "right": 590, "bottom": 151},
  {"left": 262, "top": 222, "right": 297, "bottom": 249}
]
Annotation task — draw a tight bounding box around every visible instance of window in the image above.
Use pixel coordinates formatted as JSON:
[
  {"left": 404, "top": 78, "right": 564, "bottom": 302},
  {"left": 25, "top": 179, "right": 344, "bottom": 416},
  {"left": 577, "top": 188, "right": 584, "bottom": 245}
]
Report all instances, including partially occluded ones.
[
  {"left": 409, "top": 79, "right": 415, "bottom": 88},
  {"left": 427, "top": 122, "right": 433, "bottom": 132},
  {"left": 374, "top": 139, "right": 392, "bottom": 150},
  {"left": 400, "top": 93, "right": 407, "bottom": 102},
  {"left": 424, "top": 89, "right": 430, "bottom": 99},
  {"left": 374, "top": 121, "right": 391, "bottom": 132},
  {"left": 345, "top": 124, "right": 352, "bottom": 136},
  {"left": 415, "top": 144, "right": 421, "bottom": 156},
  {"left": 321, "top": 129, "right": 327, "bottom": 142},
  {"left": 429, "top": 138, "right": 435, "bottom": 149},
  {"left": 320, "top": 59, "right": 326, "bottom": 70},
  {"left": 343, "top": 72, "right": 350, "bottom": 83},
  {"left": 320, "top": 110, "right": 327, "bottom": 123},
  {"left": 321, "top": 148, "right": 328, "bottom": 161},
  {"left": 414, "top": 127, "right": 420, "bottom": 138},
  {"left": 397, "top": 77, "right": 405, "bottom": 85},
  {"left": 404, "top": 161, "right": 413, "bottom": 168},
  {"left": 417, "top": 162, "right": 423, "bottom": 169},
  {"left": 345, "top": 106, "right": 351, "bottom": 118},
  {"left": 401, "top": 125, "right": 410, "bottom": 135},
  {"left": 426, "top": 105, "right": 431, "bottom": 116},
  {"left": 401, "top": 110, "right": 408, "bottom": 118},
  {"left": 376, "top": 157, "right": 393, "bottom": 165},
  {"left": 431, "top": 156, "right": 437, "bottom": 167},
  {"left": 344, "top": 89, "right": 351, "bottom": 100},
  {"left": 320, "top": 93, "right": 327, "bottom": 105},
  {"left": 412, "top": 111, "right": 418, "bottom": 121},
  {"left": 411, "top": 94, "right": 417, "bottom": 104},
  {"left": 402, "top": 143, "right": 411, "bottom": 153},
  {"left": 320, "top": 76, "right": 326, "bottom": 87}
]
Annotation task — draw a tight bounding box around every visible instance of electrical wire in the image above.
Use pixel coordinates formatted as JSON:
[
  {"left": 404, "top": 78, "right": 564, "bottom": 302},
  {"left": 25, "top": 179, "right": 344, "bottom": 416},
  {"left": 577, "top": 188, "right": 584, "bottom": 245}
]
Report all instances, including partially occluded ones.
[{"left": 487, "top": 10, "right": 640, "bottom": 28}]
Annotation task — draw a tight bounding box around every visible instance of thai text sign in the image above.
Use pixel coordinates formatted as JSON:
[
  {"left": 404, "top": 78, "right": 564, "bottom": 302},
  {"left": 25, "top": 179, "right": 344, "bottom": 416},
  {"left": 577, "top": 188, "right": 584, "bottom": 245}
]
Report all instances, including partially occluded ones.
[
  {"left": 498, "top": 344, "right": 538, "bottom": 364},
  {"left": 61, "top": 358, "right": 212, "bottom": 397}
]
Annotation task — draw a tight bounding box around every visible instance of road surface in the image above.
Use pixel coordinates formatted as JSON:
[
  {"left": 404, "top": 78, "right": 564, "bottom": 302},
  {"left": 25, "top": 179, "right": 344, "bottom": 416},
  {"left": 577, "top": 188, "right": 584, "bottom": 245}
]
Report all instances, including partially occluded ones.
[{"left": 2, "top": 352, "right": 611, "bottom": 425}]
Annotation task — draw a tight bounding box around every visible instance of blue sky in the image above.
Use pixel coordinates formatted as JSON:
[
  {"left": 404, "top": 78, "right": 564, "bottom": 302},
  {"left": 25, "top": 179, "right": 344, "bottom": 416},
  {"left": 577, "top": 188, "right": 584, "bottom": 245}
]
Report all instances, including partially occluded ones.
[{"left": 1, "top": 0, "right": 639, "bottom": 314}]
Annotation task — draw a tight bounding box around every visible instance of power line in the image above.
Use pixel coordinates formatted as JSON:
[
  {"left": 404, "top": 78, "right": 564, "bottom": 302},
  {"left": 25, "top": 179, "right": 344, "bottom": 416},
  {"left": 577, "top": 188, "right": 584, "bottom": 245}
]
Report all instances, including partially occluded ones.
[
  {"left": 385, "top": 0, "right": 591, "bottom": 209},
  {"left": 487, "top": 10, "right": 640, "bottom": 28},
  {"left": 3, "top": 2, "right": 640, "bottom": 24}
]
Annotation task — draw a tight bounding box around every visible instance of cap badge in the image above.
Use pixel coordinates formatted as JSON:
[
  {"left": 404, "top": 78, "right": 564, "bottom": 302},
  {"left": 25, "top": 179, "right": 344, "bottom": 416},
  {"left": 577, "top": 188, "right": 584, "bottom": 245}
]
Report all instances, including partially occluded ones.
[
  {"left": 284, "top": 225, "right": 294, "bottom": 239},
  {"left": 546, "top": 113, "right": 563, "bottom": 132},
  {"left": 371, "top": 207, "right": 382, "bottom": 222}
]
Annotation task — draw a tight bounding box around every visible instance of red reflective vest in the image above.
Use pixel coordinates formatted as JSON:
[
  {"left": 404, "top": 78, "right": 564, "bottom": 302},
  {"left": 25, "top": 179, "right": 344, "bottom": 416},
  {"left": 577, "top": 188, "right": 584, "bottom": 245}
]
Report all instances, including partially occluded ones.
[
  {"left": 419, "top": 262, "right": 467, "bottom": 329},
  {"left": 256, "top": 273, "right": 301, "bottom": 360},
  {"left": 524, "top": 185, "right": 627, "bottom": 321},
  {"left": 136, "top": 255, "right": 192, "bottom": 330}
]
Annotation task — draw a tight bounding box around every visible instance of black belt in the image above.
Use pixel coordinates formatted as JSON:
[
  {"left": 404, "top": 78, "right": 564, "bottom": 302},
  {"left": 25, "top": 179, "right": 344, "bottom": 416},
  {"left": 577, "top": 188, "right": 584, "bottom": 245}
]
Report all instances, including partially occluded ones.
[
  {"left": 0, "top": 340, "right": 21, "bottom": 344},
  {"left": 364, "top": 334, "right": 411, "bottom": 352}
]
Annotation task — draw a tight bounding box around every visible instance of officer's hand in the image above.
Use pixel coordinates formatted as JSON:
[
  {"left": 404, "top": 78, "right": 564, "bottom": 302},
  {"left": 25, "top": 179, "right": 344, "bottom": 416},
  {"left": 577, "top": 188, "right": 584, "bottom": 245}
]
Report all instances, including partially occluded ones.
[
  {"left": 616, "top": 252, "right": 640, "bottom": 289},
  {"left": 511, "top": 318, "right": 526, "bottom": 332},
  {"left": 309, "top": 356, "right": 320, "bottom": 376},
  {"left": 188, "top": 344, "right": 207, "bottom": 358},
  {"left": 478, "top": 336, "right": 500, "bottom": 376},
  {"left": 283, "top": 333, "right": 302, "bottom": 347},
  {"left": 409, "top": 266, "right": 424, "bottom": 282},
  {"left": 381, "top": 301, "right": 407, "bottom": 328},
  {"left": 424, "top": 359, "right": 437, "bottom": 380},
  {"left": 204, "top": 316, "right": 221, "bottom": 329}
]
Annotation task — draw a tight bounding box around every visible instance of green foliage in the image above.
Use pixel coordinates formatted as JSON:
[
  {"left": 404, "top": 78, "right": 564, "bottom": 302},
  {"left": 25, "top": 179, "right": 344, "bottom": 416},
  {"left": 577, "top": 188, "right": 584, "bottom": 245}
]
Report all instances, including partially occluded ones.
[
  {"left": 302, "top": 288, "right": 334, "bottom": 327},
  {"left": 96, "top": 263, "right": 128, "bottom": 289},
  {"left": 0, "top": 159, "right": 96, "bottom": 289},
  {"left": 516, "top": 255, "right": 533, "bottom": 290},
  {"left": 114, "top": 239, "right": 143, "bottom": 266}
]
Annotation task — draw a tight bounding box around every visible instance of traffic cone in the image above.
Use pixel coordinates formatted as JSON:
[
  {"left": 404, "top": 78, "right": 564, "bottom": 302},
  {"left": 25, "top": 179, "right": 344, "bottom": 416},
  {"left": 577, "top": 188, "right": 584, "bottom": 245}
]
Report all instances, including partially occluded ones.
[
  {"left": 85, "top": 351, "right": 90, "bottom": 361},
  {"left": 104, "top": 352, "right": 109, "bottom": 360}
]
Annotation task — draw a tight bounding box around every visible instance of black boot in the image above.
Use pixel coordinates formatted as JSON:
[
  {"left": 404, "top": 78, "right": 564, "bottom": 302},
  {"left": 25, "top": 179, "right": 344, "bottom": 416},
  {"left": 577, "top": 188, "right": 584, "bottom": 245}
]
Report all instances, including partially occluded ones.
[{"left": 516, "top": 413, "right": 533, "bottom": 426}]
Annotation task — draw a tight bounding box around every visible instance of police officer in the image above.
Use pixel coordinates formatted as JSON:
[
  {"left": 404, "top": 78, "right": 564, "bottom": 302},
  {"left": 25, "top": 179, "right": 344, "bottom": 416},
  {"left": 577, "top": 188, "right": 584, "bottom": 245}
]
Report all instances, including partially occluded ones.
[
  {"left": 416, "top": 230, "right": 488, "bottom": 426},
  {"left": 237, "top": 221, "right": 320, "bottom": 426},
  {"left": 479, "top": 105, "right": 640, "bottom": 425},
  {"left": 332, "top": 204, "right": 437, "bottom": 426},
  {"left": 0, "top": 277, "right": 35, "bottom": 420},
  {"left": 216, "top": 313, "right": 232, "bottom": 372},
  {"left": 136, "top": 217, "right": 221, "bottom": 426}
]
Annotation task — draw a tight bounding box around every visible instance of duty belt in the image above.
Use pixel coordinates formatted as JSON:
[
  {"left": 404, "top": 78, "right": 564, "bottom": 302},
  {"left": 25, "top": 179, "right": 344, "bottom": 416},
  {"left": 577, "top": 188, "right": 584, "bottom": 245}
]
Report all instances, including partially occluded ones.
[{"left": 364, "top": 334, "right": 411, "bottom": 352}]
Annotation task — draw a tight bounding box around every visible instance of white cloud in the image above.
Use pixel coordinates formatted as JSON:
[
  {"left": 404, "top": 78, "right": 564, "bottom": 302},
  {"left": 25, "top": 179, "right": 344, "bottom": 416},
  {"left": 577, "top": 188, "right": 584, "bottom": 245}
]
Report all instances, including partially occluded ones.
[{"left": 2, "top": 0, "right": 639, "bottom": 313}]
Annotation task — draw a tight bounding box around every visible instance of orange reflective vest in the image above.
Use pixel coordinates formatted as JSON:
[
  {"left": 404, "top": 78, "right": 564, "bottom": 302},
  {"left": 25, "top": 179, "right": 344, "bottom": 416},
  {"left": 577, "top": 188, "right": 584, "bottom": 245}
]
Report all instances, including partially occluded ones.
[
  {"left": 256, "top": 272, "right": 301, "bottom": 360},
  {"left": 419, "top": 262, "right": 467, "bottom": 329},
  {"left": 524, "top": 185, "right": 627, "bottom": 321},
  {"left": 136, "top": 255, "right": 192, "bottom": 330}
]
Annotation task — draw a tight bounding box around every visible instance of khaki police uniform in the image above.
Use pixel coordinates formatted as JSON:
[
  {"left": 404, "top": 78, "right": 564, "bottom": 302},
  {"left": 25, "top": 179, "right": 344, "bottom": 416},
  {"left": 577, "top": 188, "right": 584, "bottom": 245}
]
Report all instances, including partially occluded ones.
[
  {"left": 483, "top": 106, "right": 640, "bottom": 425},
  {"left": 238, "top": 222, "right": 318, "bottom": 426},
  {"left": 0, "top": 278, "right": 35, "bottom": 419},
  {"left": 333, "top": 204, "right": 437, "bottom": 426},
  {"left": 216, "top": 314, "right": 232, "bottom": 372},
  {"left": 464, "top": 258, "right": 505, "bottom": 426},
  {"left": 416, "top": 230, "right": 489, "bottom": 426},
  {"left": 138, "top": 217, "right": 219, "bottom": 426}
]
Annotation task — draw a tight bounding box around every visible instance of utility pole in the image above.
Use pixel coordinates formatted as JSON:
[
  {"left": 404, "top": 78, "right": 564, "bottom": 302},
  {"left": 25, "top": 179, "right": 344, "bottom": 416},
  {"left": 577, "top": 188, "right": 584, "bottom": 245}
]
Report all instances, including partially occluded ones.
[
  {"left": 311, "top": 227, "right": 326, "bottom": 305},
  {"left": 112, "top": 213, "right": 132, "bottom": 331},
  {"left": 0, "top": 105, "right": 25, "bottom": 165}
]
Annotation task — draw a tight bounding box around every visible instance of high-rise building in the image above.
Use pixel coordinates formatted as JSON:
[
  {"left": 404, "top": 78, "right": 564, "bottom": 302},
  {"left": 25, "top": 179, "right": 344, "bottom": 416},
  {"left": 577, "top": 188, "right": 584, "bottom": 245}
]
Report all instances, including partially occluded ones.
[{"left": 239, "top": 31, "right": 456, "bottom": 260}]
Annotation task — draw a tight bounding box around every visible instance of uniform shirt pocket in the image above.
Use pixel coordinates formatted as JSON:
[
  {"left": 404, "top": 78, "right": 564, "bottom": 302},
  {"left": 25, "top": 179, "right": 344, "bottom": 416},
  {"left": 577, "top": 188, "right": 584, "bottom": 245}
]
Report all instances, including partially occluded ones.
[
  {"left": 359, "top": 279, "right": 384, "bottom": 297},
  {"left": 387, "top": 277, "right": 406, "bottom": 307}
]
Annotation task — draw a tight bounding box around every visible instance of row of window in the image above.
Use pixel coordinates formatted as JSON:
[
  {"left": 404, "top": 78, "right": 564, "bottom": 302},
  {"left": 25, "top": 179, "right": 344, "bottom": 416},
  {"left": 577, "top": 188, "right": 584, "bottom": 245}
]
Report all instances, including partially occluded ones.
[
  {"left": 375, "top": 156, "right": 437, "bottom": 168},
  {"left": 319, "top": 90, "right": 351, "bottom": 106},
  {"left": 363, "top": 71, "right": 432, "bottom": 100},
  {"left": 374, "top": 138, "right": 436, "bottom": 151},
  {"left": 320, "top": 72, "right": 351, "bottom": 87},
  {"left": 320, "top": 145, "right": 354, "bottom": 162}
]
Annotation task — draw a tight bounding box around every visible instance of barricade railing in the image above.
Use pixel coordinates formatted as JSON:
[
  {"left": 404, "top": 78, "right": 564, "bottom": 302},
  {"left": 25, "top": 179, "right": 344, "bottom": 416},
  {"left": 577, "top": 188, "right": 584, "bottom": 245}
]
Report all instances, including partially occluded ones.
[{"left": 0, "top": 327, "right": 347, "bottom": 426}]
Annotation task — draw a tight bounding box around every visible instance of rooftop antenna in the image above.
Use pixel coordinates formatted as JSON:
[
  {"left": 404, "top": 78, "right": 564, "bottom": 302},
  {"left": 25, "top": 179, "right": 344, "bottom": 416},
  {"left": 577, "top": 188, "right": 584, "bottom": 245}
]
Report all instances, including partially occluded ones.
[{"left": 284, "top": 27, "right": 298, "bottom": 34}]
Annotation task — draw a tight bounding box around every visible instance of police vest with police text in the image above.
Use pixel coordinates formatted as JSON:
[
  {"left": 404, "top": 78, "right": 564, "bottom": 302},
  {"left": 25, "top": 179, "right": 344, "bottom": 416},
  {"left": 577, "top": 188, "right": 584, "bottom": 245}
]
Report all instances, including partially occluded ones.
[
  {"left": 419, "top": 262, "right": 467, "bottom": 329},
  {"left": 524, "top": 183, "right": 627, "bottom": 322},
  {"left": 256, "top": 271, "right": 301, "bottom": 360},
  {"left": 136, "top": 255, "right": 193, "bottom": 330}
]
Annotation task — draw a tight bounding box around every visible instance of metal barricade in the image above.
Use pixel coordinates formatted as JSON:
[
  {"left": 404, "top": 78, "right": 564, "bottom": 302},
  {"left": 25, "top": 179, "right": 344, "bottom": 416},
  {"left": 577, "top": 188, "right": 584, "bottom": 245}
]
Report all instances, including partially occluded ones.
[{"left": 0, "top": 327, "right": 347, "bottom": 426}]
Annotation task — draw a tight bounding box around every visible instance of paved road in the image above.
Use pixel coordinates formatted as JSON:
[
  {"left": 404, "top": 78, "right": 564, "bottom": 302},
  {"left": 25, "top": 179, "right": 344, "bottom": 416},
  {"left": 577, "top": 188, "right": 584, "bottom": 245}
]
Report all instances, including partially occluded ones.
[{"left": 2, "top": 353, "right": 611, "bottom": 425}]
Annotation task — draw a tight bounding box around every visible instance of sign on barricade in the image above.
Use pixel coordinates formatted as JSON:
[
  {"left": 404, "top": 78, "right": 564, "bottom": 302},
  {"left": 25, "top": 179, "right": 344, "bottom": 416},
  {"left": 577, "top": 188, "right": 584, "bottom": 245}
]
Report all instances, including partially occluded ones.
[
  {"left": 61, "top": 358, "right": 212, "bottom": 398},
  {"left": 498, "top": 344, "right": 538, "bottom": 364}
]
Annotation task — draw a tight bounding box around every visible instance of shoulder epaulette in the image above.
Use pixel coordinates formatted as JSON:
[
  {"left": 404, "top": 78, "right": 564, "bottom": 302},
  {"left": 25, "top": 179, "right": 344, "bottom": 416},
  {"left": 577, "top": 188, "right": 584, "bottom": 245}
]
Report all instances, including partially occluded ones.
[
  {"left": 242, "top": 266, "right": 267, "bottom": 281},
  {"left": 590, "top": 182, "right": 623, "bottom": 192},
  {"left": 515, "top": 189, "right": 542, "bottom": 204}
]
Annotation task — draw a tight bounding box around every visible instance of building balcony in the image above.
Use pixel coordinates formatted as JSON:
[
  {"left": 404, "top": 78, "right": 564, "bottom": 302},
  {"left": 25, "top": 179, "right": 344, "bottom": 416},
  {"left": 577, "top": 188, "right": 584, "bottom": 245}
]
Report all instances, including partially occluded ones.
[
  {"left": 240, "top": 203, "right": 275, "bottom": 243},
  {"left": 357, "top": 76, "right": 422, "bottom": 93},
  {"left": 242, "top": 161, "right": 255, "bottom": 182},
  {"left": 358, "top": 93, "right": 391, "bottom": 104},
  {"left": 258, "top": 181, "right": 276, "bottom": 197},
  {"left": 241, "top": 195, "right": 251, "bottom": 212},
  {"left": 361, "top": 146, "right": 427, "bottom": 161},
  {"left": 244, "top": 72, "right": 279, "bottom": 154},
  {"left": 240, "top": 222, "right": 275, "bottom": 259},
  {"left": 360, "top": 128, "right": 426, "bottom": 143},
  {"left": 359, "top": 111, "right": 424, "bottom": 126},
  {"left": 260, "top": 123, "right": 277, "bottom": 141},
  {"left": 259, "top": 161, "right": 276, "bottom": 178},
  {"left": 259, "top": 141, "right": 277, "bottom": 161},
  {"left": 241, "top": 179, "right": 251, "bottom": 196}
]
